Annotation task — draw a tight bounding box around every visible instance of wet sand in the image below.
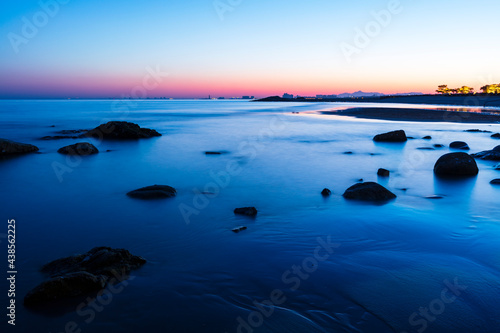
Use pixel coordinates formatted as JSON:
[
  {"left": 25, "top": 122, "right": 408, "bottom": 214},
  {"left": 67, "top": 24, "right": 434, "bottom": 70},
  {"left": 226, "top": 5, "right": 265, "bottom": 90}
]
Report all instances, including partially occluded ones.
[{"left": 322, "top": 107, "right": 500, "bottom": 123}]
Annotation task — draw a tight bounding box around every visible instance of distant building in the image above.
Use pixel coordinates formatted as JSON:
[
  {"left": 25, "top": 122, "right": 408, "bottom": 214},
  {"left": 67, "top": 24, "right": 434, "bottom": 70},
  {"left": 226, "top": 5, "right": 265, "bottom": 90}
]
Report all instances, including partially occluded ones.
[
  {"left": 316, "top": 94, "right": 337, "bottom": 99},
  {"left": 283, "top": 93, "right": 294, "bottom": 99}
]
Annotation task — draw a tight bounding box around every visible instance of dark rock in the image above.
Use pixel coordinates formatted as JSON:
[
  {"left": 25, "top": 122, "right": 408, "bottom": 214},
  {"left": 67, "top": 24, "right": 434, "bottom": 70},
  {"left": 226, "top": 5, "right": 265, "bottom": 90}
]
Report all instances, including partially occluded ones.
[
  {"left": 417, "top": 147, "right": 435, "bottom": 150},
  {"left": 343, "top": 151, "right": 354, "bottom": 155},
  {"left": 471, "top": 146, "right": 500, "bottom": 161},
  {"left": 205, "top": 151, "right": 228, "bottom": 155},
  {"left": 373, "top": 130, "right": 407, "bottom": 142},
  {"left": 491, "top": 133, "right": 500, "bottom": 139},
  {"left": 127, "top": 185, "right": 177, "bottom": 199},
  {"left": 343, "top": 182, "right": 396, "bottom": 201},
  {"left": 407, "top": 137, "right": 416, "bottom": 140},
  {"left": 57, "top": 142, "right": 99, "bottom": 156},
  {"left": 232, "top": 226, "right": 247, "bottom": 233},
  {"left": 465, "top": 129, "right": 491, "bottom": 133},
  {"left": 434, "top": 152, "right": 479, "bottom": 177},
  {"left": 377, "top": 168, "right": 390, "bottom": 177},
  {"left": 321, "top": 188, "right": 332, "bottom": 196},
  {"left": 495, "top": 164, "right": 500, "bottom": 170},
  {"left": 434, "top": 144, "right": 445, "bottom": 148},
  {"left": 24, "top": 272, "right": 106, "bottom": 307},
  {"left": 25, "top": 247, "right": 146, "bottom": 307},
  {"left": 41, "top": 135, "right": 81, "bottom": 140},
  {"left": 84, "top": 122, "right": 161, "bottom": 139},
  {"left": 234, "top": 207, "right": 258, "bottom": 216},
  {"left": 41, "top": 247, "right": 147, "bottom": 278},
  {"left": 59, "top": 130, "right": 88, "bottom": 135},
  {"left": 0, "top": 139, "right": 39, "bottom": 155},
  {"left": 422, "top": 136, "right": 432, "bottom": 140},
  {"left": 449, "top": 141, "right": 470, "bottom": 150},
  {"left": 357, "top": 178, "right": 364, "bottom": 182},
  {"left": 490, "top": 179, "right": 500, "bottom": 185}
]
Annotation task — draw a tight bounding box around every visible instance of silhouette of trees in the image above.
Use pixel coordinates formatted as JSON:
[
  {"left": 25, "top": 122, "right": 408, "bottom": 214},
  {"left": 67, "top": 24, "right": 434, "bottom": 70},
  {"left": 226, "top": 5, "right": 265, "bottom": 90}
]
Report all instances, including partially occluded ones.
[
  {"left": 480, "top": 84, "right": 500, "bottom": 94},
  {"left": 436, "top": 85, "right": 475, "bottom": 95}
]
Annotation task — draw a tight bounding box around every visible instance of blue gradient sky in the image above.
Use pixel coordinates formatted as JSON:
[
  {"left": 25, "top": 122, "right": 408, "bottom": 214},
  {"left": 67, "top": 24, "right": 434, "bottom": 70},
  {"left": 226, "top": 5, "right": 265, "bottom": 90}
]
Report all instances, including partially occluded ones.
[{"left": 1, "top": 0, "right": 499, "bottom": 98}]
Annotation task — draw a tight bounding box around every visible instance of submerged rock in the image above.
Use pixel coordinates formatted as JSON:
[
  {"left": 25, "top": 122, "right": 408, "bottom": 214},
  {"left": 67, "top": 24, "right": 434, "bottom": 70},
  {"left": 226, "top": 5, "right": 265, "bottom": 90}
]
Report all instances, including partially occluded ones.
[
  {"left": 321, "top": 188, "right": 332, "bottom": 196},
  {"left": 425, "top": 195, "right": 444, "bottom": 199},
  {"left": 24, "top": 247, "right": 146, "bottom": 307},
  {"left": 373, "top": 130, "right": 407, "bottom": 142},
  {"left": 422, "top": 136, "right": 432, "bottom": 140},
  {"left": 491, "top": 133, "right": 500, "bottom": 139},
  {"left": 343, "top": 182, "right": 396, "bottom": 201},
  {"left": 377, "top": 168, "right": 390, "bottom": 177},
  {"left": 0, "top": 139, "right": 39, "bottom": 155},
  {"left": 234, "top": 207, "right": 258, "bottom": 216},
  {"left": 434, "top": 144, "right": 445, "bottom": 148},
  {"left": 84, "top": 121, "right": 161, "bottom": 139},
  {"left": 232, "top": 226, "right": 247, "bottom": 233},
  {"left": 434, "top": 152, "right": 479, "bottom": 177},
  {"left": 57, "top": 142, "right": 99, "bottom": 156},
  {"left": 449, "top": 141, "right": 470, "bottom": 150},
  {"left": 417, "top": 147, "right": 435, "bottom": 150},
  {"left": 490, "top": 179, "right": 500, "bottom": 185},
  {"left": 127, "top": 185, "right": 177, "bottom": 199},
  {"left": 471, "top": 146, "right": 500, "bottom": 161}
]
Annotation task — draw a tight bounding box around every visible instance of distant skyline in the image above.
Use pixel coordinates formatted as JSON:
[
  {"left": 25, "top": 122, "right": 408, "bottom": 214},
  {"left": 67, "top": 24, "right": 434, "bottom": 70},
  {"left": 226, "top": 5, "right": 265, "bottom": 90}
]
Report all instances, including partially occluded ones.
[{"left": 1, "top": 0, "right": 499, "bottom": 99}]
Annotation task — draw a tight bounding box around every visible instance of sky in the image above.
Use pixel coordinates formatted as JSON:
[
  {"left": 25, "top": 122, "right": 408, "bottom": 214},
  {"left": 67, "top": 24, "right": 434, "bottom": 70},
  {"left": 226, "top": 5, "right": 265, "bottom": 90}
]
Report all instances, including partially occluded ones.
[{"left": 0, "top": 0, "right": 499, "bottom": 98}]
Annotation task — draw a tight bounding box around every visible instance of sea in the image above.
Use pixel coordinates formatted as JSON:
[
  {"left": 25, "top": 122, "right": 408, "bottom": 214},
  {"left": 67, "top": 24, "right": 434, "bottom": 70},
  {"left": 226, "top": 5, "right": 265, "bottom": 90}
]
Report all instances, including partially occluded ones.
[{"left": 0, "top": 99, "right": 499, "bottom": 333}]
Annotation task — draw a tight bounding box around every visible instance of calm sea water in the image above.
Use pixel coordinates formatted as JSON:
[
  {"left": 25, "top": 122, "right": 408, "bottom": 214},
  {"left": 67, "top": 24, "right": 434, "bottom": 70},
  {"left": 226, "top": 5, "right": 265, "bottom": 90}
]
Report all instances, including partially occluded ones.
[{"left": 1, "top": 100, "right": 499, "bottom": 333}]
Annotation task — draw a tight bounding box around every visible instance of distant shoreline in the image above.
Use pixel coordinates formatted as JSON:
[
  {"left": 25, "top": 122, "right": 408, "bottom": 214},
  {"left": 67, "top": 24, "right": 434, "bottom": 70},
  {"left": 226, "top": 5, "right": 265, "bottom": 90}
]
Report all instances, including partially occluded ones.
[
  {"left": 321, "top": 107, "right": 500, "bottom": 124},
  {"left": 256, "top": 94, "right": 500, "bottom": 108}
]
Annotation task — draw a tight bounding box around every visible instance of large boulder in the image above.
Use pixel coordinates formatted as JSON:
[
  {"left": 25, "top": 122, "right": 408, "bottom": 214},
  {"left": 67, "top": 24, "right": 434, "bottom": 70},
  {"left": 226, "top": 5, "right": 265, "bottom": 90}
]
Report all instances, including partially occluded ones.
[
  {"left": 343, "top": 182, "right": 396, "bottom": 201},
  {"left": 24, "top": 247, "right": 146, "bottom": 307},
  {"left": 24, "top": 272, "right": 106, "bottom": 307},
  {"left": 471, "top": 145, "right": 500, "bottom": 161},
  {"left": 434, "top": 152, "right": 479, "bottom": 176},
  {"left": 84, "top": 121, "right": 161, "bottom": 139},
  {"left": 0, "top": 139, "right": 39, "bottom": 155},
  {"left": 491, "top": 133, "right": 500, "bottom": 139},
  {"left": 57, "top": 142, "right": 99, "bottom": 155},
  {"left": 40, "top": 246, "right": 147, "bottom": 278},
  {"left": 127, "top": 185, "right": 177, "bottom": 199},
  {"left": 373, "top": 130, "right": 407, "bottom": 142},
  {"left": 449, "top": 141, "right": 470, "bottom": 150}
]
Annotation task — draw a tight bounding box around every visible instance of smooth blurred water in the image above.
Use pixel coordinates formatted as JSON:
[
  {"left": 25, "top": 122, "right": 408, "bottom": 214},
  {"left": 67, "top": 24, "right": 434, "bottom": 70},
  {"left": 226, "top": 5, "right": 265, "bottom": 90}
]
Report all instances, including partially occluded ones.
[{"left": 0, "top": 100, "right": 499, "bottom": 333}]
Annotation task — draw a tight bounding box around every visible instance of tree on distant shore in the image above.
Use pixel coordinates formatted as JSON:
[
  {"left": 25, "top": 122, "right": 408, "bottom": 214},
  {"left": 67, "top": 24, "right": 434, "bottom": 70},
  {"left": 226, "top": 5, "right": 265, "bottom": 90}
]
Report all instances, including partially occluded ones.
[
  {"left": 436, "top": 85, "right": 474, "bottom": 95},
  {"left": 480, "top": 84, "right": 500, "bottom": 94},
  {"left": 436, "top": 85, "right": 452, "bottom": 94}
]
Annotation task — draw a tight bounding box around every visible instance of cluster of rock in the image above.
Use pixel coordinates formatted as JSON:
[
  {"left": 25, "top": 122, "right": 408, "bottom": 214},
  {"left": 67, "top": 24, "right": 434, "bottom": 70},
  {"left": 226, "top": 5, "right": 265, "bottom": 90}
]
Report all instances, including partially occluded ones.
[
  {"left": 2, "top": 122, "right": 161, "bottom": 159},
  {"left": 24, "top": 247, "right": 146, "bottom": 307}
]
